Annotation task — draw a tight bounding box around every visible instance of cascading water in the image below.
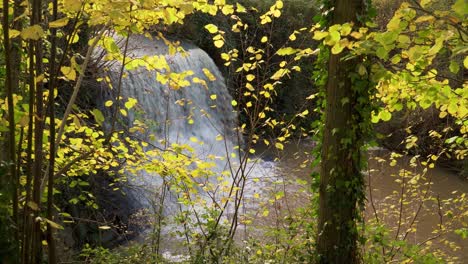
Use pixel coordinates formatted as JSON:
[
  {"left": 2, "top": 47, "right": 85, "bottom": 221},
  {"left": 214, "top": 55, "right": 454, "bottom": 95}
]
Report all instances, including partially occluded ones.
[
  {"left": 95, "top": 35, "right": 278, "bottom": 259},
  {"left": 98, "top": 35, "right": 241, "bottom": 209}
]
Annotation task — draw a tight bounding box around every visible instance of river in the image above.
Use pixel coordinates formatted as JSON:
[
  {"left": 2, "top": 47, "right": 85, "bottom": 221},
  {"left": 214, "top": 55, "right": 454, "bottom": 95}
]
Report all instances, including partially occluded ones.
[{"left": 240, "top": 141, "right": 468, "bottom": 262}]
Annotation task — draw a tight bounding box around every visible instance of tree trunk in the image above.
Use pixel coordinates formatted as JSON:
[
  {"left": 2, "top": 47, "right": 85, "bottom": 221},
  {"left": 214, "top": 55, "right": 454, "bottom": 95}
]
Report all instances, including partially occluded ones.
[{"left": 317, "top": 0, "right": 366, "bottom": 263}]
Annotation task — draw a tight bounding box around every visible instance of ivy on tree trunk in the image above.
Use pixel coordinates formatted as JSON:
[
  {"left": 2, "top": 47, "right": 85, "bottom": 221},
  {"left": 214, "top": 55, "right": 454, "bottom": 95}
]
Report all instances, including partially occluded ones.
[{"left": 317, "top": 0, "right": 369, "bottom": 263}]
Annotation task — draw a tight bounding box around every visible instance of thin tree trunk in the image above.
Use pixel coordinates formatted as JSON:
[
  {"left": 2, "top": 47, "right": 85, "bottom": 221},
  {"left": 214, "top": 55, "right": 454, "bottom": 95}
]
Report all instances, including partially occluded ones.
[
  {"left": 317, "top": 0, "right": 366, "bottom": 263},
  {"left": 2, "top": 0, "right": 19, "bottom": 260},
  {"left": 31, "top": 0, "right": 44, "bottom": 262},
  {"left": 46, "top": 0, "right": 58, "bottom": 262}
]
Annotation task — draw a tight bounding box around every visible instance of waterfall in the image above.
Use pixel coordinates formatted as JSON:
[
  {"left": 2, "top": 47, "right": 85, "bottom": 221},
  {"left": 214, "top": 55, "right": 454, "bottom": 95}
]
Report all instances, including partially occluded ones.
[{"left": 97, "top": 35, "right": 239, "bottom": 212}]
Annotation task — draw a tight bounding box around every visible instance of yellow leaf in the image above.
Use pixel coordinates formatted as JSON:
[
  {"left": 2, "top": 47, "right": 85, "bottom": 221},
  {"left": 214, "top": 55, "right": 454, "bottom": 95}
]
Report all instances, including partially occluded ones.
[
  {"left": 9, "top": 29, "right": 21, "bottom": 39},
  {"left": 60, "top": 66, "right": 76, "bottom": 81},
  {"left": 236, "top": 3, "right": 247, "bottom": 13},
  {"left": 246, "top": 74, "right": 255, "bottom": 81},
  {"left": 276, "top": 0, "right": 284, "bottom": 9},
  {"left": 210, "top": 94, "right": 217, "bottom": 100},
  {"left": 231, "top": 100, "right": 238, "bottom": 106},
  {"left": 27, "top": 201, "right": 40, "bottom": 211},
  {"left": 246, "top": 83, "right": 255, "bottom": 91},
  {"left": 124, "top": 98, "right": 137, "bottom": 109},
  {"left": 214, "top": 39, "right": 224, "bottom": 48},
  {"left": 21, "top": 25, "right": 45, "bottom": 40},
  {"left": 64, "top": 0, "right": 82, "bottom": 12},
  {"left": 221, "top": 5, "right": 234, "bottom": 15},
  {"left": 289, "top": 33, "right": 296, "bottom": 41},
  {"left": 49, "top": 17, "right": 69, "bottom": 28},
  {"left": 203, "top": 68, "right": 216, "bottom": 81},
  {"left": 275, "top": 142, "right": 284, "bottom": 150},
  {"left": 261, "top": 36, "right": 268, "bottom": 43},
  {"left": 313, "top": 31, "right": 328, "bottom": 40},
  {"left": 205, "top": 24, "right": 218, "bottom": 34},
  {"left": 105, "top": 100, "right": 113, "bottom": 107},
  {"left": 276, "top": 47, "right": 296, "bottom": 56},
  {"left": 99, "top": 226, "right": 111, "bottom": 230},
  {"left": 272, "top": 9, "right": 281, "bottom": 18},
  {"left": 44, "top": 218, "right": 64, "bottom": 230}
]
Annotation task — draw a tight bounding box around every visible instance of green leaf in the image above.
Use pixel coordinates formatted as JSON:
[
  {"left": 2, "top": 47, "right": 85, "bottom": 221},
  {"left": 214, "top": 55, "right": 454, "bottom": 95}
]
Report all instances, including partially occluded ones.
[
  {"left": 92, "top": 109, "right": 105, "bottom": 125},
  {"left": 376, "top": 46, "right": 388, "bottom": 59},
  {"left": 380, "top": 110, "right": 392, "bottom": 121},
  {"left": 452, "top": 0, "right": 468, "bottom": 17},
  {"left": 449, "top": 61, "right": 460, "bottom": 74},
  {"left": 325, "top": 30, "right": 340, "bottom": 46}
]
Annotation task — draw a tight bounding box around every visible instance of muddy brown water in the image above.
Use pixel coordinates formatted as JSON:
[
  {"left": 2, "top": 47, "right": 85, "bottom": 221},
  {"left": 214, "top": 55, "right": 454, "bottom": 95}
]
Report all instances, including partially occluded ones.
[{"left": 241, "top": 141, "right": 468, "bottom": 262}]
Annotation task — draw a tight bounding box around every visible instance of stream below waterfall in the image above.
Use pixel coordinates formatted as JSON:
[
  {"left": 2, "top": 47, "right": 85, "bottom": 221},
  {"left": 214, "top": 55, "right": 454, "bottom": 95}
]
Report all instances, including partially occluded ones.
[{"left": 242, "top": 141, "right": 468, "bottom": 262}]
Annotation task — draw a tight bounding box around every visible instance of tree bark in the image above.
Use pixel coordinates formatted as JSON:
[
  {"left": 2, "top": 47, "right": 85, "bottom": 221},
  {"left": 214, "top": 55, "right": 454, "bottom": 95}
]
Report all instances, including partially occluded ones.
[{"left": 317, "top": 0, "right": 366, "bottom": 263}]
